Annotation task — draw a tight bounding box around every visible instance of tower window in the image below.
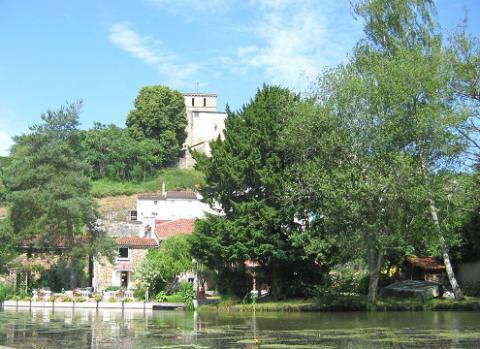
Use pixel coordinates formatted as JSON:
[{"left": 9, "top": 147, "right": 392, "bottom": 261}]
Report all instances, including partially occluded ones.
[
  {"left": 203, "top": 98, "right": 206, "bottom": 107},
  {"left": 192, "top": 98, "right": 195, "bottom": 106}
]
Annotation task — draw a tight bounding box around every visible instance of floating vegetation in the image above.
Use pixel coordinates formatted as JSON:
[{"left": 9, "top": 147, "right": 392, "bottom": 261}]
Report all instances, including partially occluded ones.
[{"left": 0, "top": 309, "right": 479, "bottom": 348}]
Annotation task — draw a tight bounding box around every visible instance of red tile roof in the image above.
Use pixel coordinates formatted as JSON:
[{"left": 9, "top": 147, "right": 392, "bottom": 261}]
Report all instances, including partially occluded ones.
[
  {"left": 155, "top": 218, "right": 195, "bottom": 240},
  {"left": 116, "top": 236, "right": 158, "bottom": 248}
]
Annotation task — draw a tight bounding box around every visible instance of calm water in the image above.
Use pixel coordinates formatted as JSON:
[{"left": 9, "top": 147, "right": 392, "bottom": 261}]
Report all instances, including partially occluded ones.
[{"left": 0, "top": 308, "right": 479, "bottom": 348}]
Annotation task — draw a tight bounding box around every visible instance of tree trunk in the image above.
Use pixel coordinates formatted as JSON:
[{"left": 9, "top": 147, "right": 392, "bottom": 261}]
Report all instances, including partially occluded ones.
[
  {"left": 367, "top": 247, "right": 384, "bottom": 305},
  {"left": 271, "top": 263, "right": 283, "bottom": 300},
  {"left": 429, "top": 200, "right": 465, "bottom": 300}
]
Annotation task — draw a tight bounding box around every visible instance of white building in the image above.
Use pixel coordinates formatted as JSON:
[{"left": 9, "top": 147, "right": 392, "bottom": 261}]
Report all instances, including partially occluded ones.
[{"left": 179, "top": 92, "right": 226, "bottom": 168}]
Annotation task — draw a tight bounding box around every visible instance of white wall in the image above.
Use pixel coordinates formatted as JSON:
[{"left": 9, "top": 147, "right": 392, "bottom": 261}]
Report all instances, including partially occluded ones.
[{"left": 137, "top": 198, "right": 214, "bottom": 221}]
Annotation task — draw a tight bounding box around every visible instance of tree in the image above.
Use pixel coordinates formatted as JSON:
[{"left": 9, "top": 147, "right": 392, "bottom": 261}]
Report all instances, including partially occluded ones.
[
  {"left": 126, "top": 86, "right": 187, "bottom": 167},
  {"left": 191, "top": 86, "right": 325, "bottom": 299},
  {"left": 3, "top": 102, "right": 114, "bottom": 288},
  {"left": 283, "top": 0, "right": 470, "bottom": 302},
  {"left": 137, "top": 235, "right": 193, "bottom": 294},
  {"left": 82, "top": 123, "right": 161, "bottom": 181}
]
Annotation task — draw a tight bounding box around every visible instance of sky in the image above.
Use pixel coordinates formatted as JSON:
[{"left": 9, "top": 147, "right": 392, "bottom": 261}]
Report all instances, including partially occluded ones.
[{"left": 1, "top": 0, "right": 479, "bottom": 156}]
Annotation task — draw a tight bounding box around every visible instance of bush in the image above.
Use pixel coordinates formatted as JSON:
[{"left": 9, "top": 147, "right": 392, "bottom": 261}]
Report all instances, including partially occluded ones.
[
  {"left": 0, "top": 284, "right": 8, "bottom": 302},
  {"left": 179, "top": 282, "right": 195, "bottom": 311},
  {"left": 108, "top": 297, "right": 116, "bottom": 303},
  {"left": 95, "top": 294, "right": 103, "bottom": 302},
  {"left": 105, "top": 286, "right": 121, "bottom": 292},
  {"left": 47, "top": 295, "right": 57, "bottom": 302},
  {"left": 133, "top": 287, "right": 146, "bottom": 300},
  {"left": 124, "top": 298, "right": 133, "bottom": 303},
  {"left": 166, "top": 293, "right": 183, "bottom": 303},
  {"left": 155, "top": 291, "right": 168, "bottom": 302},
  {"left": 61, "top": 296, "right": 72, "bottom": 302},
  {"left": 75, "top": 296, "right": 86, "bottom": 303}
]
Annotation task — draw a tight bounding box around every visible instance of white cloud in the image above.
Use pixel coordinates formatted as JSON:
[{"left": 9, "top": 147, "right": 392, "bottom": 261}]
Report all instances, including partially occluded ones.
[
  {"left": 148, "top": 0, "right": 230, "bottom": 13},
  {"left": 222, "top": 1, "right": 361, "bottom": 91},
  {"left": 108, "top": 22, "right": 198, "bottom": 87},
  {"left": 0, "top": 131, "right": 13, "bottom": 156}
]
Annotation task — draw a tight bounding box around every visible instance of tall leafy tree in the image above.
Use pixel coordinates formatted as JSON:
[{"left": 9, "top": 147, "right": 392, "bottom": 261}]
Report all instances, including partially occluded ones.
[
  {"left": 3, "top": 103, "right": 114, "bottom": 288},
  {"left": 126, "top": 85, "right": 187, "bottom": 166},
  {"left": 191, "top": 86, "right": 324, "bottom": 299}
]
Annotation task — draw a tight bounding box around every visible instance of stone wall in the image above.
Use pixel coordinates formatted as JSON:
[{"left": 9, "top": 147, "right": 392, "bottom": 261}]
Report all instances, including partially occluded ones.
[
  {"left": 98, "top": 219, "right": 143, "bottom": 237},
  {"left": 93, "top": 247, "right": 149, "bottom": 292}
]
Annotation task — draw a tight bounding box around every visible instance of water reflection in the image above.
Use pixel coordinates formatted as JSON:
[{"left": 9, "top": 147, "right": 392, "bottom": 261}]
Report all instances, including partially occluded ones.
[{"left": 0, "top": 308, "right": 479, "bottom": 348}]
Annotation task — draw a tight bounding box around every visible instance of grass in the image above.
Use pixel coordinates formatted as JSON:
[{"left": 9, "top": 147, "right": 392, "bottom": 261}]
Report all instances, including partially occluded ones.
[
  {"left": 199, "top": 295, "right": 480, "bottom": 312},
  {"left": 91, "top": 168, "right": 204, "bottom": 198}
]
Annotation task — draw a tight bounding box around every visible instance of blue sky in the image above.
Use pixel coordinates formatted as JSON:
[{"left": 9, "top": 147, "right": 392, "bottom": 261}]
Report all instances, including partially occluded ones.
[{"left": 1, "top": 0, "right": 479, "bottom": 155}]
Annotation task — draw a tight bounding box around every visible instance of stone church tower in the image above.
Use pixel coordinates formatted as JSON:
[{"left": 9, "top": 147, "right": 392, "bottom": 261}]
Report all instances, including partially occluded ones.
[{"left": 178, "top": 92, "right": 226, "bottom": 168}]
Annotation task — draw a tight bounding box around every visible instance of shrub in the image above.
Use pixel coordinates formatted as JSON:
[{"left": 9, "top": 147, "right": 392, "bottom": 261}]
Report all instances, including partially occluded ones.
[
  {"left": 75, "top": 296, "right": 86, "bottom": 303},
  {"left": 133, "top": 287, "right": 147, "bottom": 300},
  {"left": 61, "top": 296, "right": 72, "bottom": 302},
  {"left": 47, "top": 295, "right": 57, "bottom": 302},
  {"left": 22, "top": 296, "right": 32, "bottom": 301},
  {"left": 108, "top": 297, "right": 116, "bottom": 303},
  {"left": 166, "top": 293, "right": 183, "bottom": 303},
  {"left": 105, "top": 286, "right": 121, "bottom": 292},
  {"left": 95, "top": 294, "right": 103, "bottom": 302},
  {"left": 179, "top": 282, "right": 195, "bottom": 311},
  {"left": 0, "top": 284, "right": 11, "bottom": 302},
  {"left": 155, "top": 291, "right": 168, "bottom": 302},
  {"left": 124, "top": 298, "right": 133, "bottom": 303}
]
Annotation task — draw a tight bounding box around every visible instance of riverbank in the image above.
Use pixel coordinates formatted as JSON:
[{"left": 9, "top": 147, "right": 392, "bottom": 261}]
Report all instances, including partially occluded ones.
[{"left": 199, "top": 296, "right": 480, "bottom": 312}]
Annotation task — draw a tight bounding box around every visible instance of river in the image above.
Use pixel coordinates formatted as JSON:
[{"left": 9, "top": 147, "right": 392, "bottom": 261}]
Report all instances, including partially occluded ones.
[{"left": 0, "top": 308, "right": 479, "bottom": 348}]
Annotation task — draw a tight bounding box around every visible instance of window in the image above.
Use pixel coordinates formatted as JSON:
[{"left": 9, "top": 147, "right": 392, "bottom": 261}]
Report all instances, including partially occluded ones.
[
  {"left": 118, "top": 247, "right": 129, "bottom": 259},
  {"left": 191, "top": 97, "right": 195, "bottom": 106},
  {"left": 154, "top": 200, "right": 158, "bottom": 205},
  {"left": 203, "top": 97, "right": 206, "bottom": 107}
]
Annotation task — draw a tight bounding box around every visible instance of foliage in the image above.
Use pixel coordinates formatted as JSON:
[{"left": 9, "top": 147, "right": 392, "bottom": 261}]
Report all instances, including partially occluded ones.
[
  {"left": 3, "top": 102, "right": 115, "bottom": 288},
  {"left": 0, "top": 283, "right": 12, "bottom": 302},
  {"left": 191, "top": 85, "right": 326, "bottom": 299},
  {"left": 179, "top": 282, "right": 195, "bottom": 311},
  {"left": 166, "top": 293, "right": 184, "bottom": 303},
  {"left": 0, "top": 219, "right": 18, "bottom": 273},
  {"left": 75, "top": 296, "right": 86, "bottom": 303},
  {"left": 0, "top": 156, "right": 12, "bottom": 204},
  {"left": 155, "top": 290, "right": 168, "bottom": 302},
  {"left": 137, "top": 235, "right": 193, "bottom": 294},
  {"left": 61, "top": 295, "right": 72, "bottom": 302},
  {"left": 105, "top": 286, "right": 122, "bottom": 292},
  {"left": 37, "top": 260, "right": 87, "bottom": 292},
  {"left": 91, "top": 168, "right": 203, "bottom": 198},
  {"left": 108, "top": 297, "right": 116, "bottom": 303},
  {"left": 133, "top": 287, "right": 146, "bottom": 300},
  {"left": 82, "top": 123, "right": 163, "bottom": 181},
  {"left": 126, "top": 85, "right": 187, "bottom": 167}
]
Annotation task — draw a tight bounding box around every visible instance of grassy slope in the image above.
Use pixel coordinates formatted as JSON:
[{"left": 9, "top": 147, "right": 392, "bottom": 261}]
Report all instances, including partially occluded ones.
[{"left": 91, "top": 168, "right": 204, "bottom": 198}]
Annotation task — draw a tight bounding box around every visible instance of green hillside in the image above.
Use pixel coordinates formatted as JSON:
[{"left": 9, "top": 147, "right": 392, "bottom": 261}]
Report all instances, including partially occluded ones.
[{"left": 91, "top": 168, "right": 204, "bottom": 198}]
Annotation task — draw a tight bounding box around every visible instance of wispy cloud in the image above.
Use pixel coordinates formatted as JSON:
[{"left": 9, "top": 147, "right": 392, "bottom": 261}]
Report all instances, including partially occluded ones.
[
  {"left": 222, "top": 0, "right": 361, "bottom": 91},
  {"left": 108, "top": 22, "right": 198, "bottom": 87},
  {"left": 147, "top": 0, "right": 231, "bottom": 14}
]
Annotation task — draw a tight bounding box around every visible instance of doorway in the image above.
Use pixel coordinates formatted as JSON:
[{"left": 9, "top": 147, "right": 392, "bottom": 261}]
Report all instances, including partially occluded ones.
[{"left": 120, "top": 271, "right": 128, "bottom": 288}]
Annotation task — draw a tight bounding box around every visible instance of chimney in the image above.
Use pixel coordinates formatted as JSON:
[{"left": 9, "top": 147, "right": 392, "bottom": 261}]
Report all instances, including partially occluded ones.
[{"left": 162, "top": 182, "right": 166, "bottom": 197}]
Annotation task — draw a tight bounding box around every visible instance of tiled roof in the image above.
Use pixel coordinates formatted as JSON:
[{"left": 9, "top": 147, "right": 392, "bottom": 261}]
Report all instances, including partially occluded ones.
[
  {"left": 137, "top": 191, "right": 198, "bottom": 201},
  {"left": 407, "top": 256, "right": 445, "bottom": 271},
  {"left": 155, "top": 218, "right": 195, "bottom": 240},
  {"left": 116, "top": 236, "right": 158, "bottom": 247}
]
